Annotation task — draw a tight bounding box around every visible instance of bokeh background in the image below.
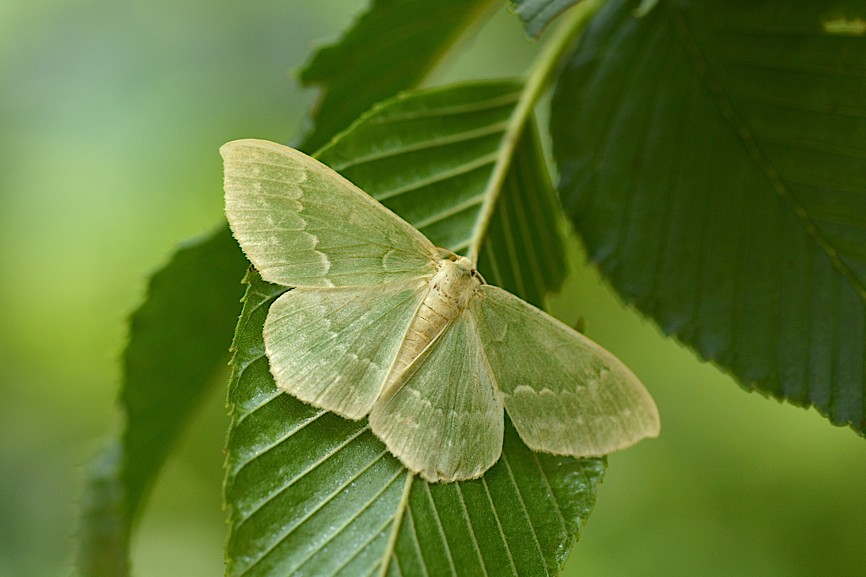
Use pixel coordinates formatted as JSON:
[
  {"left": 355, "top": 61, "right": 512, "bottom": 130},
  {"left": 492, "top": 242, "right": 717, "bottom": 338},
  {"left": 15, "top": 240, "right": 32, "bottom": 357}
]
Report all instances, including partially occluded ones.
[{"left": 1, "top": 2, "right": 864, "bottom": 576}]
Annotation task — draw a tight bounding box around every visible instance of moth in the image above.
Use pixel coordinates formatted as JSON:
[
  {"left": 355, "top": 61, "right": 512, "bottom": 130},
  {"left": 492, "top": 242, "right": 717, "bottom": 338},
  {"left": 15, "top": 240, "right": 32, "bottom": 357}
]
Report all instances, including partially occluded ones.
[{"left": 222, "top": 139, "right": 660, "bottom": 483}]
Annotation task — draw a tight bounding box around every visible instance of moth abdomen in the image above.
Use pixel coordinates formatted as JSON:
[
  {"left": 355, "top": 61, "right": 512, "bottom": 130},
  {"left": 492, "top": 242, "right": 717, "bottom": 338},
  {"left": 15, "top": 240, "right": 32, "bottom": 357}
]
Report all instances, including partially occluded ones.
[{"left": 383, "top": 257, "right": 480, "bottom": 390}]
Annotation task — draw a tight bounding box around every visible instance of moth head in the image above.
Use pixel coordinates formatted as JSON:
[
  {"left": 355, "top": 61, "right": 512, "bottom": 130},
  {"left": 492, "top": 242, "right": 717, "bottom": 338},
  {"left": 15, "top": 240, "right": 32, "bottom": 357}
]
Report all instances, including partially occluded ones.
[
  {"left": 437, "top": 249, "right": 485, "bottom": 285},
  {"left": 431, "top": 255, "right": 482, "bottom": 310}
]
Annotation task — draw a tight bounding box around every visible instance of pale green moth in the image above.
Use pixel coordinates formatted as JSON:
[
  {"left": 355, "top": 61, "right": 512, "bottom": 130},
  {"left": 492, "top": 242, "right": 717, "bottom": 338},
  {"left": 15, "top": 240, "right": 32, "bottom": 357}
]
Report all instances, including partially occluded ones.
[{"left": 222, "top": 138, "right": 660, "bottom": 483}]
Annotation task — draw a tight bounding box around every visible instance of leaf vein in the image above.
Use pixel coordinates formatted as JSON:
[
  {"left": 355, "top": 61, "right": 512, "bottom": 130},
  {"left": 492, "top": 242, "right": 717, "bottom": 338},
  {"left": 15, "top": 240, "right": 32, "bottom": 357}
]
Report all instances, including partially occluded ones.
[
  {"left": 405, "top": 506, "right": 430, "bottom": 577},
  {"left": 294, "top": 466, "right": 402, "bottom": 577},
  {"left": 413, "top": 194, "right": 486, "bottom": 229},
  {"left": 481, "top": 476, "right": 518, "bottom": 577},
  {"left": 331, "top": 122, "right": 509, "bottom": 171},
  {"left": 234, "top": 424, "right": 372, "bottom": 528},
  {"left": 237, "top": 443, "right": 387, "bottom": 575},
  {"left": 230, "top": 408, "right": 328, "bottom": 474},
  {"left": 375, "top": 153, "right": 499, "bottom": 202},
  {"left": 378, "top": 472, "right": 414, "bottom": 577},
  {"left": 422, "top": 484, "right": 457, "bottom": 576},
  {"left": 530, "top": 452, "right": 569, "bottom": 535},
  {"left": 500, "top": 449, "right": 546, "bottom": 571},
  {"left": 455, "top": 483, "right": 489, "bottom": 577}
]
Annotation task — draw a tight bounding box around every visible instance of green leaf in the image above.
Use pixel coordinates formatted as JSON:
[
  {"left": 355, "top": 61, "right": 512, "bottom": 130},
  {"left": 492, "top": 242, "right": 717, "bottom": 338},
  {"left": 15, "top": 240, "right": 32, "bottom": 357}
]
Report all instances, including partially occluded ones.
[
  {"left": 80, "top": 4, "right": 518, "bottom": 572},
  {"left": 226, "top": 272, "right": 603, "bottom": 577},
  {"left": 225, "top": 80, "right": 603, "bottom": 576},
  {"left": 298, "top": 0, "right": 498, "bottom": 151},
  {"left": 77, "top": 228, "right": 248, "bottom": 575},
  {"left": 551, "top": 0, "right": 866, "bottom": 434},
  {"left": 121, "top": 227, "right": 248, "bottom": 516},
  {"left": 509, "top": 0, "right": 582, "bottom": 37}
]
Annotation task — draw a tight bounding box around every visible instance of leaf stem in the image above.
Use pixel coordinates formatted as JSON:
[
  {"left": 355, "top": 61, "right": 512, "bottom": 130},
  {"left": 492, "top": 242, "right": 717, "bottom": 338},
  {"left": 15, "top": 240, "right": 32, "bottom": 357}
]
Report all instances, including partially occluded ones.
[{"left": 467, "top": 0, "right": 605, "bottom": 264}]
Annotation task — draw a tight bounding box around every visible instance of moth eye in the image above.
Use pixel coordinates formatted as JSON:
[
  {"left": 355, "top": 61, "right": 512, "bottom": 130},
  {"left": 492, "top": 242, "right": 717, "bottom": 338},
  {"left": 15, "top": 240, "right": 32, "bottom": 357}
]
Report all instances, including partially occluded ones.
[{"left": 470, "top": 269, "right": 477, "bottom": 277}]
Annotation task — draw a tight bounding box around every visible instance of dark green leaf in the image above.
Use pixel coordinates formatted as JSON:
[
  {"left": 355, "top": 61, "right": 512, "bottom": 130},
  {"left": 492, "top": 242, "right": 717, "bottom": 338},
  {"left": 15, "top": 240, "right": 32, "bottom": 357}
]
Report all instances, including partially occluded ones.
[
  {"left": 551, "top": 0, "right": 866, "bottom": 434},
  {"left": 298, "top": 0, "right": 498, "bottom": 151},
  {"left": 77, "top": 228, "right": 248, "bottom": 575},
  {"left": 121, "top": 227, "right": 248, "bottom": 516},
  {"left": 509, "top": 0, "right": 582, "bottom": 37},
  {"left": 225, "top": 81, "right": 602, "bottom": 576}
]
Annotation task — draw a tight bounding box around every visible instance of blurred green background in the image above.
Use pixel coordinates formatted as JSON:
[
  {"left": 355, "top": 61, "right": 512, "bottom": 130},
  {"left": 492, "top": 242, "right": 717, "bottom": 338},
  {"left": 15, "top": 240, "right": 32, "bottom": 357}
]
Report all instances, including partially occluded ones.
[{"left": 1, "top": 2, "right": 863, "bottom": 576}]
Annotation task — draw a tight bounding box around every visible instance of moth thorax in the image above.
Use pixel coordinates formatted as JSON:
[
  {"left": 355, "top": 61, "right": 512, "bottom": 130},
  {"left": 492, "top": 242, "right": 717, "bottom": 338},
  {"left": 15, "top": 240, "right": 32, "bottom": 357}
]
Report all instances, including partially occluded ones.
[{"left": 431, "top": 257, "right": 478, "bottom": 309}]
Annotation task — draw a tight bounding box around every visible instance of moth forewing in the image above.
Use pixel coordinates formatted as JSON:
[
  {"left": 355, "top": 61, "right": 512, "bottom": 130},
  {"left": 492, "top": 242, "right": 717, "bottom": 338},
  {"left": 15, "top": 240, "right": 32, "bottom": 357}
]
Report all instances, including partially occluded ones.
[{"left": 221, "top": 139, "right": 439, "bottom": 288}]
